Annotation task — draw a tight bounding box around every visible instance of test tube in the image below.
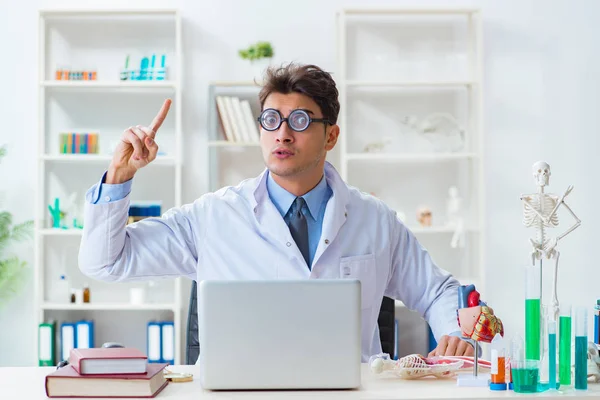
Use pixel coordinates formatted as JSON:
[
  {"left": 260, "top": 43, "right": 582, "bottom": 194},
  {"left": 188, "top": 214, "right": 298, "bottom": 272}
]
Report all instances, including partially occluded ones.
[
  {"left": 574, "top": 306, "right": 587, "bottom": 390},
  {"left": 525, "top": 265, "right": 541, "bottom": 360},
  {"left": 490, "top": 333, "right": 507, "bottom": 390},
  {"left": 559, "top": 305, "right": 572, "bottom": 385},
  {"left": 548, "top": 319, "right": 557, "bottom": 390},
  {"left": 595, "top": 299, "right": 600, "bottom": 345}
]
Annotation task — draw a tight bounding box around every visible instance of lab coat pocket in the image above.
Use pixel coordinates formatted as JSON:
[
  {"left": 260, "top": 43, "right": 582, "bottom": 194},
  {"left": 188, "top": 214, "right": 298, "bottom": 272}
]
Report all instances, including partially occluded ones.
[{"left": 340, "top": 254, "right": 376, "bottom": 309}]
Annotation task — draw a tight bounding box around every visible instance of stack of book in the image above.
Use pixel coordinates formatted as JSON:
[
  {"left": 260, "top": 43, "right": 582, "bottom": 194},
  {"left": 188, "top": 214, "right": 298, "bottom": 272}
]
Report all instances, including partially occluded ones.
[
  {"left": 45, "top": 348, "right": 169, "bottom": 398},
  {"left": 215, "top": 96, "right": 260, "bottom": 143}
]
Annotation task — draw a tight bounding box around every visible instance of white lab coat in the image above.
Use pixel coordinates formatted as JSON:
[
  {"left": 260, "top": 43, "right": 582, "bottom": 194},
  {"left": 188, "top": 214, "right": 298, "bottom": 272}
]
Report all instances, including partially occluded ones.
[{"left": 79, "top": 162, "right": 461, "bottom": 361}]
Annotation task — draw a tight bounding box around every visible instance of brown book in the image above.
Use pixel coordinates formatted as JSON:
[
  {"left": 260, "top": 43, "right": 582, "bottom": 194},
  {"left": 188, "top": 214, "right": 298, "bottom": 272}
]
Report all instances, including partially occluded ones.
[
  {"left": 70, "top": 348, "right": 148, "bottom": 375},
  {"left": 45, "top": 363, "right": 168, "bottom": 398}
]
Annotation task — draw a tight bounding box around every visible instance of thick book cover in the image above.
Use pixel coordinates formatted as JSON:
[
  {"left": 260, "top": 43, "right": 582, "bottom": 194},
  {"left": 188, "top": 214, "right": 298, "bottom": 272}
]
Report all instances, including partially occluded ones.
[
  {"left": 45, "top": 363, "right": 168, "bottom": 398},
  {"left": 70, "top": 348, "right": 148, "bottom": 375}
]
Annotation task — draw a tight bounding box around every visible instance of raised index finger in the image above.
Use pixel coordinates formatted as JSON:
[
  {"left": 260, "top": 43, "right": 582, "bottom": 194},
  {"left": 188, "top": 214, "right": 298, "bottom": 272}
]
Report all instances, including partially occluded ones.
[{"left": 149, "top": 99, "right": 172, "bottom": 136}]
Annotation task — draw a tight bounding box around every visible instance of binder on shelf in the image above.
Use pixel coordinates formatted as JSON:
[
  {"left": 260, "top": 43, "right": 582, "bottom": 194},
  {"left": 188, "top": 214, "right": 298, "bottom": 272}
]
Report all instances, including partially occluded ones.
[
  {"left": 75, "top": 320, "right": 94, "bottom": 349},
  {"left": 39, "top": 321, "right": 56, "bottom": 366},
  {"left": 147, "top": 321, "right": 162, "bottom": 363},
  {"left": 60, "top": 322, "right": 77, "bottom": 362},
  {"left": 160, "top": 322, "right": 175, "bottom": 365}
]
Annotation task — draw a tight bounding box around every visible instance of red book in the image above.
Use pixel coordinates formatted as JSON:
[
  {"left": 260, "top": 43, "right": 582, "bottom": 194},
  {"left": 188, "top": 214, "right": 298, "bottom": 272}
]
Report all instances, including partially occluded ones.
[
  {"left": 70, "top": 348, "right": 148, "bottom": 375},
  {"left": 45, "top": 363, "right": 168, "bottom": 398}
]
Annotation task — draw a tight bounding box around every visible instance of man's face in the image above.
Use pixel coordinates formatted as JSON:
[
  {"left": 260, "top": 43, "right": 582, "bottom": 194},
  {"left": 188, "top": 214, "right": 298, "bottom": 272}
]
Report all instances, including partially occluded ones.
[{"left": 260, "top": 92, "right": 338, "bottom": 179}]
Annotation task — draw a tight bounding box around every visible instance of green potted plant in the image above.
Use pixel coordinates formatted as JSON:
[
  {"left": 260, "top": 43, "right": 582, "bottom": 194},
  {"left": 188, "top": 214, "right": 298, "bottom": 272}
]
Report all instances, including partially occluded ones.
[
  {"left": 0, "top": 145, "right": 33, "bottom": 306},
  {"left": 239, "top": 41, "right": 274, "bottom": 79}
]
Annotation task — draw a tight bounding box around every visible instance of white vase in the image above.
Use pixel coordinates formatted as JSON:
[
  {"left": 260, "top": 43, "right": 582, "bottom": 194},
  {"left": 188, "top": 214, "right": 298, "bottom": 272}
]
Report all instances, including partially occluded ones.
[{"left": 251, "top": 58, "right": 272, "bottom": 82}]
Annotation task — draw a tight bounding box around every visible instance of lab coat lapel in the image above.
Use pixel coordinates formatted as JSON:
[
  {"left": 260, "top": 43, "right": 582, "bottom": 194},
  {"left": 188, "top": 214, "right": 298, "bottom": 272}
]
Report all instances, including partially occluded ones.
[
  {"left": 247, "top": 169, "right": 311, "bottom": 273},
  {"left": 312, "top": 163, "right": 350, "bottom": 266}
]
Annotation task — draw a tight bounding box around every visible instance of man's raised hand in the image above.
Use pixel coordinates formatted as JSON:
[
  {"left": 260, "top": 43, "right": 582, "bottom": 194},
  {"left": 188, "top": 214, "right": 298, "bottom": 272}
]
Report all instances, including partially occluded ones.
[{"left": 106, "top": 99, "right": 172, "bottom": 184}]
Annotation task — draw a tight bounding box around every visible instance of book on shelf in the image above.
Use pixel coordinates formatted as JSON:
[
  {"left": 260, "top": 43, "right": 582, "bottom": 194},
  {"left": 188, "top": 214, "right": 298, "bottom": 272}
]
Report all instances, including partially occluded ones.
[
  {"left": 45, "top": 363, "right": 168, "bottom": 398},
  {"left": 70, "top": 347, "right": 148, "bottom": 375},
  {"left": 215, "top": 95, "right": 260, "bottom": 143}
]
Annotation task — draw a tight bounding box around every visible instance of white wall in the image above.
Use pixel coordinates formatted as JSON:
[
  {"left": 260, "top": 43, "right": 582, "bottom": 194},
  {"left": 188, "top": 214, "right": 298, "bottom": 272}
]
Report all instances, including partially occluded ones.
[{"left": 1, "top": 0, "right": 599, "bottom": 366}]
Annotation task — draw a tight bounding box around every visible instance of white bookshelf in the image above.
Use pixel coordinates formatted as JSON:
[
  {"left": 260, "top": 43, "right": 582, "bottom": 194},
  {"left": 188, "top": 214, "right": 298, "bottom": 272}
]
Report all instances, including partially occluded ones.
[
  {"left": 337, "top": 8, "right": 485, "bottom": 293},
  {"left": 207, "top": 81, "right": 265, "bottom": 191},
  {"left": 35, "top": 9, "right": 183, "bottom": 365}
]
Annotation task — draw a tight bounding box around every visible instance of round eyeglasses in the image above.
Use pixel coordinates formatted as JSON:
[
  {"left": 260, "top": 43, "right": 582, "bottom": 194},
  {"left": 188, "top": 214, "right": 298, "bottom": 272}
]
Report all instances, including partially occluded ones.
[{"left": 257, "top": 108, "right": 330, "bottom": 132}]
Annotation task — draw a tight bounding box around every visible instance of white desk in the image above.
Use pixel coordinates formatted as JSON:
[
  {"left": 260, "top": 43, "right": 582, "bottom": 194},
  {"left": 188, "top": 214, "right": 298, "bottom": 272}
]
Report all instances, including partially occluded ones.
[{"left": 1, "top": 364, "right": 598, "bottom": 399}]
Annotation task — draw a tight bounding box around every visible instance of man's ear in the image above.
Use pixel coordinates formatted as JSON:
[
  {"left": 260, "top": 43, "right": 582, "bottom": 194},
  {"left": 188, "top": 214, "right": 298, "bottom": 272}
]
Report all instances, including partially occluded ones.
[{"left": 325, "top": 124, "right": 340, "bottom": 151}]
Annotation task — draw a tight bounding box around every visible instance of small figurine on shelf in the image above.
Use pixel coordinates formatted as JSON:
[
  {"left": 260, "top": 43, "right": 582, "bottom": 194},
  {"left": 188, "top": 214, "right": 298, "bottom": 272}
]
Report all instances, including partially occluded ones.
[
  {"left": 48, "top": 198, "right": 66, "bottom": 229},
  {"left": 456, "top": 284, "right": 504, "bottom": 387},
  {"left": 417, "top": 206, "right": 432, "bottom": 227}
]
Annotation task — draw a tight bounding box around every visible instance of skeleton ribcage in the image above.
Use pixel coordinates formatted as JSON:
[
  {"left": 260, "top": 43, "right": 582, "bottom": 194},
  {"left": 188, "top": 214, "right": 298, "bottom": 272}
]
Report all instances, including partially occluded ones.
[{"left": 522, "top": 195, "right": 559, "bottom": 227}]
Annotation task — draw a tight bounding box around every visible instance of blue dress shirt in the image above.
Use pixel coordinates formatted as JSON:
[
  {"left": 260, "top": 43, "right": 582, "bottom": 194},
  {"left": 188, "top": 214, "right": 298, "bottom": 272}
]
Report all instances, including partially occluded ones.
[{"left": 266, "top": 172, "right": 332, "bottom": 267}]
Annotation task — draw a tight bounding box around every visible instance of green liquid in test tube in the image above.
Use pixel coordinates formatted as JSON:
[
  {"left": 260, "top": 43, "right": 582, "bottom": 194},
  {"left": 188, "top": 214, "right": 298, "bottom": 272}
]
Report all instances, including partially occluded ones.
[
  {"left": 548, "top": 319, "right": 558, "bottom": 390},
  {"left": 574, "top": 306, "right": 588, "bottom": 390},
  {"left": 525, "top": 265, "right": 541, "bottom": 360},
  {"left": 559, "top": 305, "right": 571, "bottom": 386}
]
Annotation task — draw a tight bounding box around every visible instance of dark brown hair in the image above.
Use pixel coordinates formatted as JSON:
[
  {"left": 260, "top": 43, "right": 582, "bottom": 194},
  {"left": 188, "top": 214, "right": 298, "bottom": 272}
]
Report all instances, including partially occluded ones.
[{"left": 258, "top": 63, "right": 340, "bottom": 125}]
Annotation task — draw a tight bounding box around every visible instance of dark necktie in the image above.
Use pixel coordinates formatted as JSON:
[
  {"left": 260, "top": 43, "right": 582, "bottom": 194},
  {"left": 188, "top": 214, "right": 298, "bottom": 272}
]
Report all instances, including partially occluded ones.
[{"left": 288, "top": 197, "right": 310, "bottom": 268}]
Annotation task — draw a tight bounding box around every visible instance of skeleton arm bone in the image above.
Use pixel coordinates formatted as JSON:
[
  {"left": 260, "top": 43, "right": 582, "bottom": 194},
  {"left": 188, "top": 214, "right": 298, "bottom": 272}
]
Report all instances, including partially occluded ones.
[
  {"left": 543, "top": 185, "right": 574, "bottom": 224},
  {"left": 556, "top": 202, "right": 581, "bottom": 241},
  {"left": 544, "top": 201, "right": 581, "bottom": 257}
]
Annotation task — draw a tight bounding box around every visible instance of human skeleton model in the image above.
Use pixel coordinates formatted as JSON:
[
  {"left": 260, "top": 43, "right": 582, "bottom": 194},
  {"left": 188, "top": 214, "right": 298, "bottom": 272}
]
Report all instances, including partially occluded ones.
[{"left": 520, "top": 161, "right": 581, "bottom": 321}]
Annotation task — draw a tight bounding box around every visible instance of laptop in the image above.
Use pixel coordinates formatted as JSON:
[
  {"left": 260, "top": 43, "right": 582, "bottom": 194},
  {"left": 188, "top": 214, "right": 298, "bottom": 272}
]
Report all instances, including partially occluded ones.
[{"left": 197, "top": 279, "right": 362, "bottom": 390}]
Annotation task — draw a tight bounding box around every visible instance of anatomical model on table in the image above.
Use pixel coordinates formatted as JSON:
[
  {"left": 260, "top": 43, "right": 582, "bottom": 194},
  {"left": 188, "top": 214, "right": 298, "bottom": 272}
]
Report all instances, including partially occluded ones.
[
  {"left": 456, "top": 284, "right": 504, "bottom": 386},
  {"left": 520, "top": 161, "right": 581, "bottom": 322},
  {"left": 369, "top": 284, "right": 502, "bottom": 382}
]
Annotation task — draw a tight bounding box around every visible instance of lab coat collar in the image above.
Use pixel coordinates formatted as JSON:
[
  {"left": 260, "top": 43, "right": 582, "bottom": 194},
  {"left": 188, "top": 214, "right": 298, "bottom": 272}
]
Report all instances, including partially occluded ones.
[
  {"left": 266, "top": 172, "right": 329, "bottom": 221},
  {"left": 248, "top": 162, "right": 349, "bottom": 266},
  {"left": 250, "top": 162, "right": 349, "bottom": 213}
]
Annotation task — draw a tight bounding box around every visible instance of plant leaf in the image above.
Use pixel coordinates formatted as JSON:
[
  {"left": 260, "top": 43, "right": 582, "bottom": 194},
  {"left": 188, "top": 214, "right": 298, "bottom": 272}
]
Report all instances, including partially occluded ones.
[{"left": 0, "top": 257, "right": 27, "bottom": 305}]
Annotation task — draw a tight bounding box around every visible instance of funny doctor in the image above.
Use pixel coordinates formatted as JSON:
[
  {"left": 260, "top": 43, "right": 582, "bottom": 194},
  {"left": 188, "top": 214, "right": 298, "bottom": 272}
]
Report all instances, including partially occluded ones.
[{"left": 79, "top": 63, "right": 473, "bottom": 361}]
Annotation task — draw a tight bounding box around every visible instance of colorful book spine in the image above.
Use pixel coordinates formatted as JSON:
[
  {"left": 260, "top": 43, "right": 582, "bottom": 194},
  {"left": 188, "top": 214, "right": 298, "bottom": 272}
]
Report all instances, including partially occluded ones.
[{"left": 58, "top": 133, "right": 99, "bottom": 154}]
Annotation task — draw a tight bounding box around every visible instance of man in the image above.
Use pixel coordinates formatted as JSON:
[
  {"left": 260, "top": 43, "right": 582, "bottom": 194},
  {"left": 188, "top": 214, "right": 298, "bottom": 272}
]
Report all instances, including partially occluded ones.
[{"left": 79, "top": 63, "right": 472, "bottom": 361}]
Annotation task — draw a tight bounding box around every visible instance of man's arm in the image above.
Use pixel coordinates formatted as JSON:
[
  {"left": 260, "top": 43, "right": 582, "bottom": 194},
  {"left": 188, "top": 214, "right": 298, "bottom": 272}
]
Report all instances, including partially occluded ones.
[
  {"left": 384, "top": 211, "right": 466, "bottom": 353},
  {"left": 78, "top": 99, "right": 200, "bottom": 282},
  {"left": 78, "top": 173, "right": 202, "bottom": 282}
]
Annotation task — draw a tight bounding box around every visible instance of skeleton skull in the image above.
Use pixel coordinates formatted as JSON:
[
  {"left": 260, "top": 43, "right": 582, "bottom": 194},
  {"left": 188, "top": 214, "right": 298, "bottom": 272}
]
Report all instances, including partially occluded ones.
[{"left": 532, "top": 161, "right": 551, "bottom": 187}]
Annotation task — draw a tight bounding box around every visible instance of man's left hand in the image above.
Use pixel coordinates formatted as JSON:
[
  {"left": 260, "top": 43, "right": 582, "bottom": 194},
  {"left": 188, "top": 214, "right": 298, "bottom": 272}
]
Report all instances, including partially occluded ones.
[{"left": 427, "top": 335, "right": 474, "bottom": 357}]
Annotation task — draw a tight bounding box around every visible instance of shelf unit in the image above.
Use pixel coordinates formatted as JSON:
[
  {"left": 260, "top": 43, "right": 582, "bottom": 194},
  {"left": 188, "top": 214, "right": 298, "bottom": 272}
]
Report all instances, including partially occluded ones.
[
  {"left": 337, "top": 8, "right": 484, "bottom": 292},
  {"left": 207, "top": 81, "right": 265, "bottom": 191},
  {"left": 35, "top": 9, "right": 183, "bottom": 364}
]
